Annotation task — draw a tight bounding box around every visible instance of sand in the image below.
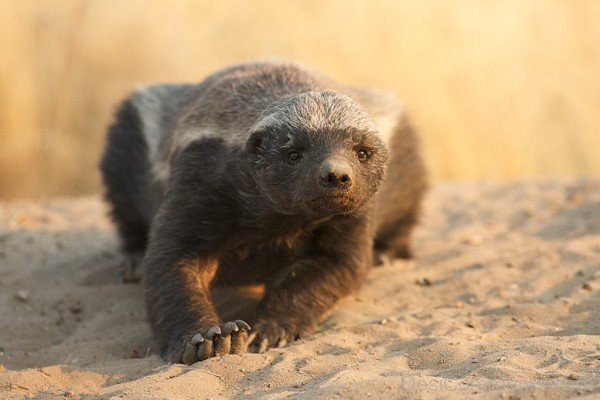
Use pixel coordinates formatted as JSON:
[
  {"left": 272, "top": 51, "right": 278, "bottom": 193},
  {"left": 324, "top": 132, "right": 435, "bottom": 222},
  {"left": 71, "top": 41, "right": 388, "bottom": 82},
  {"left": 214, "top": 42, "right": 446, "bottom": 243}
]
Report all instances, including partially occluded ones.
[{"left": 0, "top": 179, "right": 599, "bottom": 399}]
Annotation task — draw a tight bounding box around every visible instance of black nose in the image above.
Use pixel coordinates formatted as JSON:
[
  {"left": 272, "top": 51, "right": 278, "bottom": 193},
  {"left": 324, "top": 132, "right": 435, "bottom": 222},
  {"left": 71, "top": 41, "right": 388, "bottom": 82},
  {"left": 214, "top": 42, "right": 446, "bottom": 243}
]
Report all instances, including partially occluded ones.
[{"left": 319, "top": 159, "right": 353, "bottom": 188}]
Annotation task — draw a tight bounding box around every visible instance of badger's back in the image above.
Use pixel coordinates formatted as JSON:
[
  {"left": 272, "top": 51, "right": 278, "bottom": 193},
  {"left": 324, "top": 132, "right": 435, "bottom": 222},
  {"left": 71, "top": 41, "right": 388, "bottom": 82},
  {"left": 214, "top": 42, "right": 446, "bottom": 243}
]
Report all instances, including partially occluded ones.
[{"left": 127, "top": 61, "right": 404, "bottom": 189}]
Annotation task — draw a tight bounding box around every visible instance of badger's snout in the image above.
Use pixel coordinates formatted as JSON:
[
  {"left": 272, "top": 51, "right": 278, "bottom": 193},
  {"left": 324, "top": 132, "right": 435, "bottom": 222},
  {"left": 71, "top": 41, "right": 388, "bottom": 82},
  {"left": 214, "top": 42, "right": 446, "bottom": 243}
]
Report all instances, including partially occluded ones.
[{"left": 318, "top": 158, "right": 353, "bottom": 189}]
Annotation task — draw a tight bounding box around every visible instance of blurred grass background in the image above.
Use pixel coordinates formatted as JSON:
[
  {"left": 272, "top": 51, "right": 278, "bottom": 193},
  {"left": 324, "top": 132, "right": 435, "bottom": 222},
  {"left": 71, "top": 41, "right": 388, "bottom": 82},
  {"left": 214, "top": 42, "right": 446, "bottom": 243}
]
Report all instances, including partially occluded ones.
[{"left": 1, "top": 0, "right": 599, "bottom": 199}]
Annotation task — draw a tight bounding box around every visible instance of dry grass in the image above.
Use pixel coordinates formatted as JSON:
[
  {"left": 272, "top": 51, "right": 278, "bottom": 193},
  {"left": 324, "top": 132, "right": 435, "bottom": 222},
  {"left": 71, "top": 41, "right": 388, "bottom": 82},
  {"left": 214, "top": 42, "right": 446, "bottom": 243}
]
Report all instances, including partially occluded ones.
[{"left": 1, "top": 0, "right": 599, "bottom": 198}]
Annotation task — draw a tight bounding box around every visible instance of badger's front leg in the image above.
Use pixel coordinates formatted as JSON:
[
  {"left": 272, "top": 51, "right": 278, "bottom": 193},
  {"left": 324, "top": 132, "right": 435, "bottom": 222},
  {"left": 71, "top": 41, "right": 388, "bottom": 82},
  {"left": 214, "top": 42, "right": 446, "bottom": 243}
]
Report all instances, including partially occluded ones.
[
  {"left": 145, "top": 251, "right": 251, "bottom": 364},
  {"left": 249, "top": 215, "right": 372, "bottom": 352},
  {"left": 143, "top": 194, "right": 251, "bottom": 363}
]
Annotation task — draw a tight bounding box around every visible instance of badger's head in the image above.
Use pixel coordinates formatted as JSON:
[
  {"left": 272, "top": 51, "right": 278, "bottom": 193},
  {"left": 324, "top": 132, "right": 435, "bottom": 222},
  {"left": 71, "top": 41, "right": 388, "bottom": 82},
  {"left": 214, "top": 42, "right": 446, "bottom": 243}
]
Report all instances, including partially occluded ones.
[{"left": 246, "top": 90, "right": 389, "bottom": 216}]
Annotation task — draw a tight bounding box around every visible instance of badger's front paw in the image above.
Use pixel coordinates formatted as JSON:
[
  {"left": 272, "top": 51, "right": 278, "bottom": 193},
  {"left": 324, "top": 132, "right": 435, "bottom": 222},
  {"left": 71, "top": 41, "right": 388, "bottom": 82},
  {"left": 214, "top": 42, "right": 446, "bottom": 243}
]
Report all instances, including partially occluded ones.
[
  {"left": 247, "top": 318, "right": 315, "bottom": 353},
  {"left": 171, "top": 320, "right": 251, "bottom": 365}
]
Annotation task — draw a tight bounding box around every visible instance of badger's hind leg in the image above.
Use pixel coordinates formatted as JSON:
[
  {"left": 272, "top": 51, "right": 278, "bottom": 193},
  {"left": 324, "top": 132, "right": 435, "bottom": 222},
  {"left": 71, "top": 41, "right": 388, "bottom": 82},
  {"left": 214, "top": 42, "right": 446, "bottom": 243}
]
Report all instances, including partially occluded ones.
[
  {"left": 374, "top": 117, "right": 428, "bottom": 263},
  {"left": 100, "top": 99, "right": 153, "bottom": 282},
  {"left": 374, "top": 210, "right": 418, "bottom": 261},
  {"left": 119, "top": 251, "right": 144, "bottom": 283}
]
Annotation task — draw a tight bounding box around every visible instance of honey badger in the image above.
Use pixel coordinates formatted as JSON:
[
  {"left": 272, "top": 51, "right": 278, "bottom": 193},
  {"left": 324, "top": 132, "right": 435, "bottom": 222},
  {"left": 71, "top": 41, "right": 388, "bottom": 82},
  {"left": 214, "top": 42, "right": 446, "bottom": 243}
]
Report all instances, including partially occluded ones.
[{"left": 100, "top": 60, "right": 427, "bottom": 364}]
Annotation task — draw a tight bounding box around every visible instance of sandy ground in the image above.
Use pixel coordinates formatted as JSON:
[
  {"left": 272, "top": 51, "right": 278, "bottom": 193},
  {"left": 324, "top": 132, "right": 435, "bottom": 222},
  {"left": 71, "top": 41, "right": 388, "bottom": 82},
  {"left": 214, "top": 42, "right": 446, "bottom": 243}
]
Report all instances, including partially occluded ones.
[{"left": 0, "top": 179, "right": 599, "bottom": 399}]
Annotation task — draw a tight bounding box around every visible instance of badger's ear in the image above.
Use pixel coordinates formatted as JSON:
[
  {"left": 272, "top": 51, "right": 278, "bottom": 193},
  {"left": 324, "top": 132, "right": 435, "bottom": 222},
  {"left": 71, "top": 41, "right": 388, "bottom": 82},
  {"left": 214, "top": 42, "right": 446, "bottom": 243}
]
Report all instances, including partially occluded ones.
[
  {"left": 246, "top": 132, "right": 263, "bottom": 158},
  {"left": 245, "top": 130, "right": 265, "bottom": 159}
]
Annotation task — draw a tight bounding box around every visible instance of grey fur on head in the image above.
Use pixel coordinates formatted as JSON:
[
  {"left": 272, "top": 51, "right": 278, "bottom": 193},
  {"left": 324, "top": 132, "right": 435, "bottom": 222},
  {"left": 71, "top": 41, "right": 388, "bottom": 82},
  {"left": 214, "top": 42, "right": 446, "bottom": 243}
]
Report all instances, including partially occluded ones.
[{"left": 250, "top": 90, "right": 377, "bottom": 135}]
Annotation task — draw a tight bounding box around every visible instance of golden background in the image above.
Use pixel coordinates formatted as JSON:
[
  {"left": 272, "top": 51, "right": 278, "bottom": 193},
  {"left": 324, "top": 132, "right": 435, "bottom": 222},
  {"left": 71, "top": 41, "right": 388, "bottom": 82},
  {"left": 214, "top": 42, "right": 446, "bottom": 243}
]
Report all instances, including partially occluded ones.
[{"left": 2, "top": 1, "right": 599, "bottom": 199}]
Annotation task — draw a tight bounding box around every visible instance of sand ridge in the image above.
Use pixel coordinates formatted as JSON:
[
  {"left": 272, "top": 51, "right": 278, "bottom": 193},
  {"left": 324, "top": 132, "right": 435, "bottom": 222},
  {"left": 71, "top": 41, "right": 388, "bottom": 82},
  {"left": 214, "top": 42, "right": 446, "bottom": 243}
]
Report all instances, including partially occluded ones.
[{"left": 0, "top": 180, "right": 599, "bottom": 399}]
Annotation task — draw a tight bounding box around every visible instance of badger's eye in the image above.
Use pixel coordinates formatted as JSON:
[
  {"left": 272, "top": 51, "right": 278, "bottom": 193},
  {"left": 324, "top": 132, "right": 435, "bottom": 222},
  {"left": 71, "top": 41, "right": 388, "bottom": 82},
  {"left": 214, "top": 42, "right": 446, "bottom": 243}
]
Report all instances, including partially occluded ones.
[
  {"left": 356, "top": 149, "right": 372, "bottom": 161},
  {"left": 288, "top": 150, "right": 302, "bottom": 161}
]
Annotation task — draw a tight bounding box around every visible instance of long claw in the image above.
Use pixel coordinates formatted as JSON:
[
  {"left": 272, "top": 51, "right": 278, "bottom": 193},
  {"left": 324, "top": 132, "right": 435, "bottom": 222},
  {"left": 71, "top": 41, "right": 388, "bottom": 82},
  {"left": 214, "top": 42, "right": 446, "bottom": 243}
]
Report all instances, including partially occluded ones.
[
  {"left": 235, "top": 320, "right": 251, "bottom": 331},
  {"left": 277, "top": 339, "right": 287, "bottom": 348},
  {"left": 190, "top": 333, "right": 204, "bottom": 345},
  {"left": 222, "top": 322, "right": 239, "bottom": 335},
  {"left": 205, "top": 326, "right": 221, "bottom": 339}
]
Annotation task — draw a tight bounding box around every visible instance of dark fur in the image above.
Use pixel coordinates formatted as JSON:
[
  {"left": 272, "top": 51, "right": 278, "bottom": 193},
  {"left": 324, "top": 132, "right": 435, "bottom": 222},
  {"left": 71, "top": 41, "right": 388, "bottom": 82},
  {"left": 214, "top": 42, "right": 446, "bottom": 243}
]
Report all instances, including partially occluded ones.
[
  {"left": 100, "top": 61, "right": 427, "bottom": 363},
  {"left": 100, "top": 100, "right": 152, "bottom": 254}
]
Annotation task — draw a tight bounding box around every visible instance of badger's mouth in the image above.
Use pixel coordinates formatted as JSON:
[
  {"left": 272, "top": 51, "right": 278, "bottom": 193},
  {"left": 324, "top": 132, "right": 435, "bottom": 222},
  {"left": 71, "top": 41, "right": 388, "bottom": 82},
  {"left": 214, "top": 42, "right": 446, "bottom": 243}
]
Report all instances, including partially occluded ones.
[{"left": 307, "top": 194, "right": 360, "bottom": 214}]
